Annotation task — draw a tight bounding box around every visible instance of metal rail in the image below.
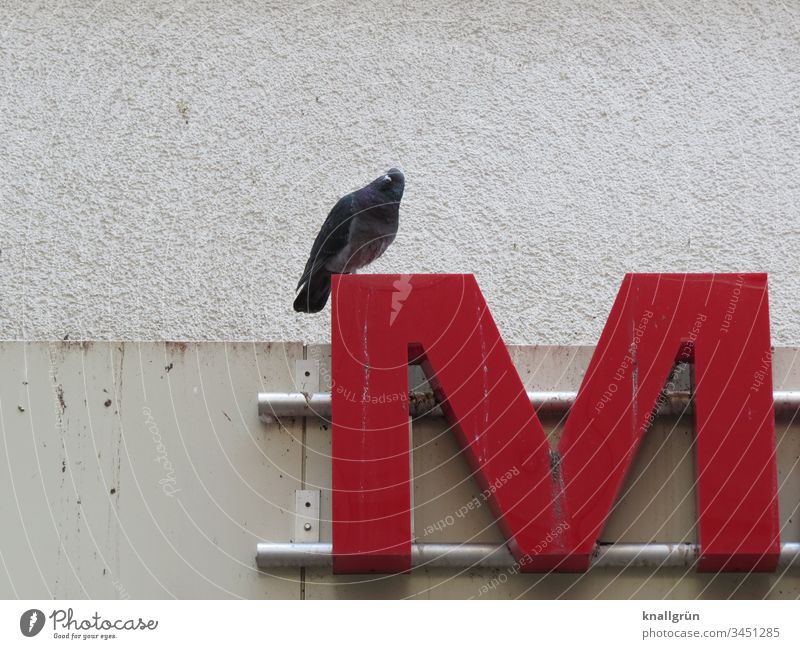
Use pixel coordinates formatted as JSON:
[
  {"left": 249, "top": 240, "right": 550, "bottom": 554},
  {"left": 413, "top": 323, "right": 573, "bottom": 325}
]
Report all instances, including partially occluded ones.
[
  {"left": 256, "top": 542, "right": 800, "bottom": 570},
  {"left": 258, "top": 390, "right": 800, "bottom": 422}
]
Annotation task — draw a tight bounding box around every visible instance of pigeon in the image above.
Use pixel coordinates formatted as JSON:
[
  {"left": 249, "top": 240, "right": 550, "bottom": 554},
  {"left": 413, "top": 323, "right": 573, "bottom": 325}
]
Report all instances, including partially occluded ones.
[{"left": 293, "top": 168, "right": 405, "bottom": 313}]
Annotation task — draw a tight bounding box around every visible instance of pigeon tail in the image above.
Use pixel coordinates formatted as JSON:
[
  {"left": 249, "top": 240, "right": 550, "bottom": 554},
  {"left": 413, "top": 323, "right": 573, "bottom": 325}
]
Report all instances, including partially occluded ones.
[{"left": 293, "top": 272, "right": 332, "bottom": 313}]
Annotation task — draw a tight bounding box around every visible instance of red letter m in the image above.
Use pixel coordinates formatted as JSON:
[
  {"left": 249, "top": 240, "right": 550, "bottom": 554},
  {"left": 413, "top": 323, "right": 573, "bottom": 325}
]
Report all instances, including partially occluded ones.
[{"left": 331, "top": 274, "right": 778, "bottom": 573}]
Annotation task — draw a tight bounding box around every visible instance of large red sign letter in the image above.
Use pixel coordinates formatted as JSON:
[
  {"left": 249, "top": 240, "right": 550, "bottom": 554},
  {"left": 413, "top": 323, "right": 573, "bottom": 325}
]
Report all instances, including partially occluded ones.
[{"left": 331, "top": 274, "right": 778, "bottom": 573}]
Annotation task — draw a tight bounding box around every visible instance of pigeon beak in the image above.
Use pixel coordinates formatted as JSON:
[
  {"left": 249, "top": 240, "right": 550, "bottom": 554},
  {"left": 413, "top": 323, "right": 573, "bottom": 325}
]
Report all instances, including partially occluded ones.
[{"left": 382, "top": 175, "right": 391, "bottom": 183}]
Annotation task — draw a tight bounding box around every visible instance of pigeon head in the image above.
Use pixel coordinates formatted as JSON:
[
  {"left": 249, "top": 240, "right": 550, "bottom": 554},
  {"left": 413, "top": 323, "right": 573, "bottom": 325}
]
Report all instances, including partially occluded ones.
[{"left": 371, "top": 167, "right": 405, "bottom": 202}]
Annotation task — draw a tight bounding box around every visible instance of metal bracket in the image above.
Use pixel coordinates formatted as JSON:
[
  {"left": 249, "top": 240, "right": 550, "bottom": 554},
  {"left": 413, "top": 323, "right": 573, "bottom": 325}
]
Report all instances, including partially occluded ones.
[
  {"left": 294, "top": 489, "right": 320, "bottom": 543},
  {"left": 295, "top": 359, "right": 319, "bottom": 394}
]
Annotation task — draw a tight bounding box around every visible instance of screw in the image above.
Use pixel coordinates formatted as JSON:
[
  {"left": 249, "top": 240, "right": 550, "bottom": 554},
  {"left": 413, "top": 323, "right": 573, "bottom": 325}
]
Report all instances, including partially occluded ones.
[
  {"left": 17, "top": 405, "right": 25, "bottom": 412},
  {"left": 303, "top": 523, "right": 312, "bottom": 531}
]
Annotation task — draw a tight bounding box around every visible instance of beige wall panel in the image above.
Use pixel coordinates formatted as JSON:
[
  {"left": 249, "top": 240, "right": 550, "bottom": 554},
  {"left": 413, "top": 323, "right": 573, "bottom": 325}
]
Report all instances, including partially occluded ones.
[
  {"left": 0, "top": 342, "right": 302, "bottom": 599},
  {"left": 0, "top": 342, "right": 795, "bottom": 599}
]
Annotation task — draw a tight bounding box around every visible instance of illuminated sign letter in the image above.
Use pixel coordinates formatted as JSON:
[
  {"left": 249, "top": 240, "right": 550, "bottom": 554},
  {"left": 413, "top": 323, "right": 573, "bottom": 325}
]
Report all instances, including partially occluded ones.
[{"left": 331, "top": 274, "right": 778, "bottom": 573}]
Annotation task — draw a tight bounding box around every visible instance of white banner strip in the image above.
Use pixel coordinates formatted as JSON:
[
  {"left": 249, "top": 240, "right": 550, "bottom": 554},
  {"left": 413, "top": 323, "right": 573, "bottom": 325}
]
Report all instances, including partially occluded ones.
[{"left": 0, "top": 600, "right": 797, "bottom": 648}]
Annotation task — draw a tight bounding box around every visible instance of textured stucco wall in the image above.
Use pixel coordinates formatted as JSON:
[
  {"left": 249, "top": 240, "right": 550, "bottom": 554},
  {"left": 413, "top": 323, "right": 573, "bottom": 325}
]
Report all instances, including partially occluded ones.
[{"left": 1, "top": 1, "right": 798, "bottom": 344}]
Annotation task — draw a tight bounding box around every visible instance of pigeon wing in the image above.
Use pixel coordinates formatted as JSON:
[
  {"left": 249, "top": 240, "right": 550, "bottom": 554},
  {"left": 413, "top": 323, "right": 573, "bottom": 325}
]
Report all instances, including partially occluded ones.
[{"left": 296, "top": 192, "right": 355, "bottom": 292}]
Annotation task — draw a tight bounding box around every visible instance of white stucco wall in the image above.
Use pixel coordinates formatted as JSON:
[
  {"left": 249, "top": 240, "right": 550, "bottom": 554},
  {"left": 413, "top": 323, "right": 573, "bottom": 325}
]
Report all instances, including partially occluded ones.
[{"left": 1, "top": 1, "right": 798, "bottom": 344}]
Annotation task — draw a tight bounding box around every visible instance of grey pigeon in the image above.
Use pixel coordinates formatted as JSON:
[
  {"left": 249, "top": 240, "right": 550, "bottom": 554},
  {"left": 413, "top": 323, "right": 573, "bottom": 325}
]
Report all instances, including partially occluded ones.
[{"left": 293, "top": 168, "right": 405, "bottom": 313}]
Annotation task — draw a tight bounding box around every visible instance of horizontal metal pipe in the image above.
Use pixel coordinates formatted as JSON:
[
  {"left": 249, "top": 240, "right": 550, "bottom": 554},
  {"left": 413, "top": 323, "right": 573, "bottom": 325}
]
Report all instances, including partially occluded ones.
[
  {"left": 256, "top": 542, "right": 800, "bottom": 570},
  {"left": 258, "top": 390, "right": 800, "bottom": 422}
]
